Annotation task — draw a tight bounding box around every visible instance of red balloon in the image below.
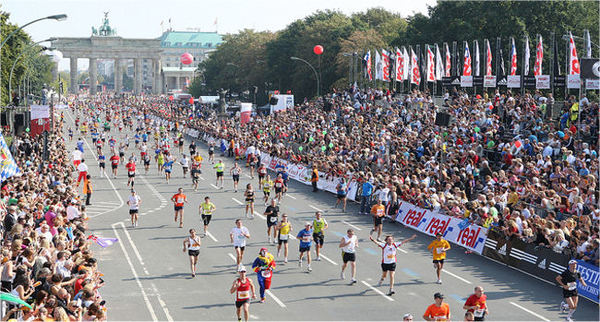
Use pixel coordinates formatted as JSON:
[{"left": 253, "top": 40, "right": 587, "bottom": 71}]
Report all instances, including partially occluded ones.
[
  {"left": 168, "top": 95, "right": 174, "bottom": 101},
  {"left": 313, "top": 45, "right": 324, "bottom": 55},
  {"left": 180, "top": 52, "right": 194, "bottom": 65},
  {"left": 189, "top": 97, "right": 194, "bottom": 104}
]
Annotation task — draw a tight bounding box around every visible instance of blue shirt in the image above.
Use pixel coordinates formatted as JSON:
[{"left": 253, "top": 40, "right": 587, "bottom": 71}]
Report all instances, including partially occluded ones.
[
  {"left": 362, "top": 182, "right": 373, "bottom": 196},
  {"left": 297, "top": 229, "right": 313, "bottom": 248}
]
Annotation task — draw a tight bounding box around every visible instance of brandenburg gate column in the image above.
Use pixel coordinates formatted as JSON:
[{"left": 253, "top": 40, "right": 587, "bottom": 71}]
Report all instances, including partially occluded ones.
[
  {"left": 113, "top": 58, "right": 121, "bottom": 94},
  {"left": 69, "top": 56, "right": 78, "bottom": 93},
  {"left": 89, "top": 58, "right": 97, "bottom": 95},
  {"left": 153, "top": 58, "right": 162, "bottom": 95},
  {"left": 134, "top": 58, "right": 142, "bottom": 95}
]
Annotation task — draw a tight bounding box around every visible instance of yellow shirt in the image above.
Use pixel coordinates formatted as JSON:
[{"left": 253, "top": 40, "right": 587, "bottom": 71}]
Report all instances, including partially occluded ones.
[
  {"left": 507, "top": 192, "right": 519, "bottom": 205},
  {"left": 428, "top": 239, "right": 451, "bottom": 260},
  {"left": 193, "top": 155, "right": 203, "bottom": 162},
  {"left": 263, "top": 180, "right": 273, "bottom": 192},
  {"left": 279, "top": 222, "right": 291, "bottom": 235}
]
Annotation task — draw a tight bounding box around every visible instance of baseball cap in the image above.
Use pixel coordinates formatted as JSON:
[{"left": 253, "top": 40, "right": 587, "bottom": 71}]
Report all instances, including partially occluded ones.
[
  {"left": 305, "top": 222, "right": 312, "bottom": 226},
  {"left": 568, "top": 259, "right": 577, "bottom": 265},
  {"left": 434, "top": 292, "right": 444, "bottom": 299},
  {"left": 238, "top": 266, "right": 247, "bottom": 272}
]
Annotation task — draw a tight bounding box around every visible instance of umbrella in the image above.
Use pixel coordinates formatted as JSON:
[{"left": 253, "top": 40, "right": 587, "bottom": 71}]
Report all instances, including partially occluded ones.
[{"left": 0, "top": 292, "right": 33, "bottom": 309}]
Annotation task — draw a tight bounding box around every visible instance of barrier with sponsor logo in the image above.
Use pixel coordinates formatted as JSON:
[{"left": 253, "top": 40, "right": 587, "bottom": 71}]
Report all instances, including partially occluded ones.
[{"left": 575, "top": 260, "right": 600, "bottom": 304}]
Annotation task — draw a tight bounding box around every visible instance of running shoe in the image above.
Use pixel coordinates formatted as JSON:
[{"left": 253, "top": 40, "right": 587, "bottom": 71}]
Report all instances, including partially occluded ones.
[
  {"left": 377, "top": 279, "right": 383, "bottom": 287},
  {"left": 340, "top": 271, "right": 345, "bottom": 280}
]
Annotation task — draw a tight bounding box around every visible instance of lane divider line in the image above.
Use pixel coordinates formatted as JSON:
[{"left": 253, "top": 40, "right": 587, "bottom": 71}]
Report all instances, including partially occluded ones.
[
  {"left": 286, "top": 194, "right": 297, "bottom": 200},
  {"left": 341, "top": 220, "right": 362, "bottom": 231},
  {"left": 265, "top": 290, "right": 286, "bottom": 308},
  {"left": 309, "top": 205, "right": 323, "bottom": 212},
  {"left": 319, "top": 254, "right": 338, "bottom": 266},
  {"left": 205, "top": 231, "right": 219, "bottom": 242},
  {"left": 150, "top": 282, "right": 174, "bottom": 322},
  {"left": 361, "top": 280, "right": 394, "bottom": 302},
  {"left": 118, "top": 222, "right": 149, "bottom": 275},
  {"left": 442, "top": 269, "right": 472, "bottom": 284},
  {"left": 253, "top": 211, "right": 266, "bottom": 220},
  {"left": 231, "top": 198, "right": 243, "bottom": 205},
  {"left": 509, "top": 302, "right": 550, "bottom": 321}
]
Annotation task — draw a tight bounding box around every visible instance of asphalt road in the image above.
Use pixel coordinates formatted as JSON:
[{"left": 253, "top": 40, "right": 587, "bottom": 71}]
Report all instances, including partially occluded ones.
[{"left": 63, "top": 108, "right": 599, "bottom": 321}]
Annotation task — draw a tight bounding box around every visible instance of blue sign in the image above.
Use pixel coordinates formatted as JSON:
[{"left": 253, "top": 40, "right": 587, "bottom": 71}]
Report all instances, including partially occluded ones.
[
  {"left": 457, "top": 218, "right": 470, "bottom": 230},
  {"left": 576, "top": 260, "right": 600, "bottom": 303}
]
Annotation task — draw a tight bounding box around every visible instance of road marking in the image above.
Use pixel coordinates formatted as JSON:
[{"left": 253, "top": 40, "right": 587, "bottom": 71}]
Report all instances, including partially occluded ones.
[
  {"left": 398, "top": 248, "right": 408, "bottom": 254},
  {"left": 228, "top": 253, "right": 237, "bottom": 262},
  {"left": 361, "top": 280, "right": 394, "bottom": 302},
  {"left": 286, "top": 194, "right": 297, "bottom": 200},
  {"left": 231, "top": 198, "right": 243, "bottom": 205},
  {"left": 401, "top": 268, "right": 419, "bottom": 278},
  {"left": 210, "top": 184, "right": 219, "bottom": 189},
  {"left": 199, "top": 176, "right": 206, "bottom": 181},
  {"left": 253, "top": 211, "right": 266, "bottom": 220},
  {"left": 309, "top": 205, "right": 323, "bottom": 212},
  {"left": 364, "top": 248, "right": 378, "bottom": 256},
  {"left": 319, "top": 254, "right": 338, "bottom": 266},
  {"left": 331, "top": 231, "right": 345, "bottom": 238},
  {"left": 117, "top": 222, "right": 149, "bottom": 275},
  {"left": 341, "top": 220, "right": 362, "bottom": 231},
  {"left": 249, "top": 314, "right": 259, "bottom": 320},
  {"left": 151, "top": 282, "right": 174, "bottom": 322},
  {"left": 442, "top": 269, "right": 472, "bottom": 284},
  {"left": 510, "top": 302, "right": 550, "bottom": 321},
  {"left": 483, "top": 257, "right": 553, "bottom": 285},
  {"left": 205, "top": 231, "right": 218, "bottom": 242},
  {"left": 448, "top": 294, "right": 466, "bottom": 303},
  {"left": 111, "top": 225, "right": 158, "bottom": 321},
  {"left": 265, "top": 290, "right": 286, "bottom": 308}
]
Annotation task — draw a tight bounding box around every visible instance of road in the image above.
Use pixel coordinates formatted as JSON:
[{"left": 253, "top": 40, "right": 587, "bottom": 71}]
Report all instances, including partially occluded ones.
[{"left": 64, "top": 108, "right": 599, "bottom": 321}]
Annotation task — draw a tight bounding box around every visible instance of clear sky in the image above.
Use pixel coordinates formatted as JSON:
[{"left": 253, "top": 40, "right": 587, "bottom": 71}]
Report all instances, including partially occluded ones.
[{"left": 3, "top": 0, "right": 435, "bottom": 70}]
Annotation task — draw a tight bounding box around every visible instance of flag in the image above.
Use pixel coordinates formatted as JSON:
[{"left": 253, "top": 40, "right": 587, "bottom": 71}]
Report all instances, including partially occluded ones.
[
  {"left": 463, "top": 42, "right": 472, "bottom": 76},
  {"left": 88, "top": 235, "right": 119, "bottom": 248},
  {"left": 568, "top": 32, "right": 580, "bottom": 75},
  {"left": 444, "top": 43, "right": 451, "bottom": 77},
  {"left": 364, "top": 51, "right": 372, "bottom": 81},
  {"left": 534, "top": 35, "right": 543, "bottom": 76},
  {"left": 381, "top": 49, "right": 391, "bottom": 82},
  {"left": 499, "top": 48, "right": 506, "bottom": 77},
  {"left": 410, "top": 47, "right": 420, "bottom": 85},
  {"left": 510, "top": 37, "right": 517, "bottom": 76},
  {"left": 427, "top": 45, "right": 435, "bottom": 82},
  {"left": 474, "top": 40, "right": 480, "bottom": 76},
  {"left": 375, "top": 50, "right": 383, "bottom": 80},
  {"left": 435, "top": 44, "right": 443, "bottom": 81},
  {"left": 0, "top": 132, "right": 20, "bottom": 183},
  {"left": 553, "top": 34, "right": 561, "bottom": 75},
  {"left": 584, "top": 30, "right": 592, "bottom": 58},
  {"left": 485, "top": 39, "right": 493, "bottom": 76},
  {"left": 395, "top": 48, "right": 404, "bottom": 81},
  {"left": 524, "top": 36, "right": 530, "bottom": 76},
  {"left": 402, "top": 47, "right": 409, "bottom": 81}
]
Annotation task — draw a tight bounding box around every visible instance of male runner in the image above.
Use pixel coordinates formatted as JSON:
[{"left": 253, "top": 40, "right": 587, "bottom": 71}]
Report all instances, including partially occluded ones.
[
  {"left": 251, "top": 248, "right": 276, "bottom": 303},
  {"left": 214, "top": 159, "right": 225, "bottom": 189},
  {"left": 264, "top": 199, "right": 280, "bottom": 244},
  {"left": 171, "top": 188, "right": 188, "bottom": 228},
  {"left": 370, "top": 234, "right": 417, "bottom": 295},
  {"left": 370, "top": 198, "right": 386, "bottom": 241},
  {"left": 423, "top": 293, "right": 451, "bottom": 321},
  {"left": 183, "top": 229, "right": 201, "bottom": 277},
  {"left": 312, "top": 212, "right": 328, "bottom": 261},
  {"left": 230, "top": 219, "right": 251, "bottom": 271},
  {"left": 262, "top": 175, "right": 273, "bottom": 206},
  {"left": 109, "top": 153, "right": 120, "bottom": 178},
  {"left": 463, "top": 286, "right": 489, "bottom": 321},
  {"left": 427, "top": 232, "right": 451, "bottom": 284},
  {"left": 297, "top": 222, "right": 313, "bottom": 272},
  {"left": 556, "top": 260, "right": 587, "bottom": 321},
  {"left": 230, "top": 162, "right": 242, "bottom": 192},
  {"left": 276, "top": 214, "right": 292, "bottom": 263},
  {"left": 127, "top": 190, "right": 142, "bottom": 227},
  {"left": 257, "top": 163, "right": 267, "bottom": 189},
  {"left": 199, "top": 196, "right": 216, "bottom": 236},
  {"left": 274, "top": 174, "right": 284, "bottom": 202},
  {"left": 125, "top": 158, "right": 136, "bottom": 187},
  {"left": 191, "top": 155, "right": 202, "bottom": 191},
  {"left": 230, "top": 267, "right": 256, "bottom": 322},
  {"left": 179, "top": 154, "right": 190, "bottom": 178},
  {"left": 339, "top": 229, "right": 358, "bottom": 284}
]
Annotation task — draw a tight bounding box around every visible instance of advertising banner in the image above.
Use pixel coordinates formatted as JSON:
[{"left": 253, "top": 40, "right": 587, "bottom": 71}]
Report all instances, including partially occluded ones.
[
  {"left": 535, "top": 75, "right": 550, "bottom": 89},
  {"left": 507, "top": 75, "right": 521, "bottom": 88},
  {"left": 576, "top": 260, "right": 600, "bottom": 303},
  {"left": 483, "top": 76, "right": 496, "bottom": 87}
]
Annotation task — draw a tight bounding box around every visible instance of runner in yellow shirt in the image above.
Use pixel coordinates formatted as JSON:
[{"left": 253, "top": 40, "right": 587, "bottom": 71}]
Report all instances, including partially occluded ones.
[
  {"left": 427, "top": 232, "right": 451, "bottom": 284},
  {"left": 262, "top": 175, "right": 273, "bottom": 206},
  {"left": 199, "top": 196, "right": 216, "bottom": 236}
]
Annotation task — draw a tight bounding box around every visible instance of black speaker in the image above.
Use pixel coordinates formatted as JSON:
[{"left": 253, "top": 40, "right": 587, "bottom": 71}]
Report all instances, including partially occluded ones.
[
  {"left": 15, "top": 114, "right": 25, "bottom": 128},
  {"left": 269, "top": 96, "right": 279, "bottom": 105},
  {"left": 1, "top": 112, "right": 7, "bottom": 126},
  {"left": 434, "top": 112, "right": 451, "bottom": 127}
]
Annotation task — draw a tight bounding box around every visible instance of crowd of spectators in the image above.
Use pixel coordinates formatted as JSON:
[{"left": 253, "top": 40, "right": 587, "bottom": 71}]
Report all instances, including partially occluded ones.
[{"left": 0, "top": 124, "right": 107, "bottom": 320}]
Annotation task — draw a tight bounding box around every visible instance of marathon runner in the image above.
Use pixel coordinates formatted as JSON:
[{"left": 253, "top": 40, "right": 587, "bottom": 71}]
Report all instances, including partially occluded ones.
[
  {"left": 230, "top": 219, "right": 251, "bottom": 270},
  {"left": 109, "top": 153, "right": 120, "bottom": 178},
  {"left": 163, "top": 157, "right": 174, "bottom": 183},
  {"left": 171, "top": 188, "right": 188, "bottom": 228},
  {"left": 370, "top": 198, "right": 386, "bottom": 241},
  {"left": 157, "top": 150, "right": 165, "bottom": 173},
  {"left": 199, "top": 196, "right": 216, "bottom": 236},
  {"left": 274, "top": 174, "right": 284, "bottom": 202},
  {"left": 463, "top": 286, "right": 489, "bottom": 321},
  {"left": 244, "top": 184, "right": 255, "bottom": 219},
  {"left": 189, "top": 140, "right": 197, "bottom": 156},
  {"left": 339, "top": 229, "right": 358, "bottom": 284},
  {"left": 423, "top": 292, "right": 451, "bottom": 321},
  {"left": 214, "top": 159, "right": 225, "bottom": 189},
  {"left": 312, "top": 212, "right": 328, "bottom": 261},
  {"left": 335, "top": 177, "right": 350, "bottom": 212},
  {"left": 276, "top": 214, "right": 292, "bottom": 263},
  {"left": 179, "top": 154, "right": 190, "bottom": 178},
  {"left": 230, "top": 266, "right": 256, "bottom": 322},
  {"left": 230, "top": 162, "right": 242, "bottom": 192},
  {"left": 127, "top": 190, "right": 142, "bottom": 227},
  {"left": 125, "top": 158, "right": 136, "bottom": 187},
  {"left": 257, "top": 164, "right": 267, "bottom": 189},
  {"left": 97, "top": 151, "right": 107, "bottom": 178},
  {"left": 208, "top": 143, "right": 215, "bottom": 164},
  {"left": 556, "top": 260, "right": 587, "bottom": 321},
  {"left": 369, "top": 234, "right": 417, "bottom": 296},
  {"left": 251, "top": 248, "right": 276, "bottom": 303},
  {"left": 264, "top": 199, "right": 279, "bottom": 244},
  {"left": 427, "top": 232, "right": 451, "bottom": 284},
  {"left": 142, "top": 152, "right": 151, "bottom": 174},
  {"left": 262, "top": 175, "right": 273, "bottom": 206},
  {"left": 191, "top": 154, "right": 202, "bottom": 191},
  {"left": 297, "top": 222, "right": 313, "bottom": 272},
  {"left": 183, "top": 228, "right": 201, "bottom": 278}
]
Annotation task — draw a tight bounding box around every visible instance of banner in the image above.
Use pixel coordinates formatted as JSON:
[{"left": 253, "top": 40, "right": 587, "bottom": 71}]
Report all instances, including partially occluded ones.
[
  {"left": 427, "top": 46, "right": 435, "bottom": 82},
  {"left": 510, "top": 38, "right": 518, "bottom": 76},
  {"left": 394, "top": 202, "right": 488, "bottom": 254},
  {"left": 375, "top": 50, "right": 383, "bottom": 80},
  {"left": 535, "top": 75, "right": 550, "bottom": 89},
  {"left": 483, "top": 75, "right": 496, "bottom": 87},
  {"left": 381, "top": 49, "right": 391, "bottom": 82},
  {"left": 30, "top": 105, "right": 50, "bottom": 120},
  {"left": 586, "top": 79, "right": 600, "bottom": 90},
  {"left": 569, "top": 32, "right": 580, "bottom": 75},
  {"left": 463, "top": 42, "right": 472, "bottom": 76},
  {"left": 240, "top": 103, "right": 252, "bottom": 124},
  {"left": 460, "top": 76, "right": 473, "bottom": 87},
  {"left": 395, "top": 48, "right": 404, "bottom": 81},
  {"left": 567, "top": 75, "right": 581, "bottom": 89},
  {"left": 523, "top": 75, "right": 536, "bottom": 88},
  {"left": 554, "top": 75, "right": 566, "bottom": 87},
  {"left": 581, "top": 58, "right": 600, "bottom": 79},
  {"left": 364, "top": 51, "right": 372, "bottom": 81},
  {"left": 270, "top": 95, "right": 294, "bottom": 113},
  {"left": 575, "top": 260, "right": 600, "bottom": 304},
  {"left": 507, "top": 75, "right": 521, "bottom": 88},
  {"left": 473, "top": 76, "right": 483, "bottom": 87},
  {"left": 0, "top": 132, "right": 20, "bottom": 182}
]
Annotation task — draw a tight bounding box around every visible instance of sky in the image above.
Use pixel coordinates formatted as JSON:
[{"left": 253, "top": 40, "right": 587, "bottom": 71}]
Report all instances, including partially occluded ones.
[{"left": 3, "top": 0, "right": 436, "bottom": 70}]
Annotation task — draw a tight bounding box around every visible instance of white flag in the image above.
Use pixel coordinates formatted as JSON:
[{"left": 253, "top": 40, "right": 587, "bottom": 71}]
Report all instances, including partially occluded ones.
[
  {"left": 474, "top": 40, "right": 480, "bottom": 76},
  {"left": 402, "top": 47, "right": 409, "bottom": 81},
  {"left": 435, "top": 44, "right": 443, "bottom": 81},
  {"left": 524, "top": 36, "right": 530, "bottom": 76},
  {"left": 375, "top": 50, "right": 382, "bottom": 80}
]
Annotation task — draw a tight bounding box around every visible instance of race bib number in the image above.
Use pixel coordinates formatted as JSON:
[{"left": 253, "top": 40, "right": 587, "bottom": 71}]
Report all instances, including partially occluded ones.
[
  {"left": 237, "top": 290, "right": 250, "bottom": 299},
  {"left": 279, "top": 234, "right": 289, "bottom": 241},
  {"left": 269, "top": 217, "right": 277, "bottom": 223},
  {"left": 261, "top": 270, "right": 272, "bottom": 278},
  {"left": 434, "top": 315, "right": 447, "bottom": 320},
  {"left": 237, "top": 234, "right": 245, "bottom": 240},
  {"left": 129, "top": 171, "right": 135, "bottom": 175},
  {"left": 567, "top": 282, "right": 577, "bottom": 291},
  {"left": 436, "top": 247, "right": 445, "bottom": 253},
  {"left": 302, "top": 236, "right": 310, "bottom": 242},
  {"left": 386, "top": 254, "right": 395, "bottom": 260},
  {"left": 177, "top": 198, "right": 184, "bottom": 203},
  {"left": 474, "top": 309, "right": 485, "bottom": 318}
]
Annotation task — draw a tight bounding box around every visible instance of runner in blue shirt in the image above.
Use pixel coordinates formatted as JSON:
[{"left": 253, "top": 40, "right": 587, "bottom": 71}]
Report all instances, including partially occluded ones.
[
  {"left": 297, "top": 222, "right": 314, "bottom": 272},
  {"left": 360, "top": 178, "right": 374, "bottom": 215},
  {"left": 164, "top": 159, "right": 174, "bottom": 183}
]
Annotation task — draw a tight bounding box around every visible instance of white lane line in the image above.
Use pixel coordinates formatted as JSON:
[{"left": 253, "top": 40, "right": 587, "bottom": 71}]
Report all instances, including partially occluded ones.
[
  {"left": 286, "top": 194, "right": 297, "bottom": 200},
  {"left": 199, "top": 176, "right": 206, "bottom": 181},
  {"left": 288, "top": 234, "right": 296, "bottom": 240},
  {"left": 510, "top": 302, "right": 550, "bottom": 321},
  {"left": 253, "top": 211, "right": 266, "bottom": 220},
  {"left": 228, "top": 253, "right": 237, "bottom": 262},
  {"left": 231, "top": 198, "right": 243, "bottom": 205},
  {"left": 117, "top": 222, "right": 149, "bottom": 275},
  {"left": 309, "top": 205, "right": 323, "bottom": 212},
  {"left": 249, "top": 314, "right": 259, "bottom": 320},
  {"left": 150, "top": 282, "right": 174, "bottom": 322},
  {"left": 361, "top": 280, "right": 394, "bottom": 302},
  {"left": 265, "top": 290, "right": 287, "bottom": 308},
  {"left": 210, "top": 184, "right": 219, "bottom": 189},
  {"left": 111, "top": 225, "right": 158, "bottom": 321},
  {"left": 319, "top": 254, "right": 338, "bottom": 266},
  {"left": 341, "top": 220, "right": 362, "bottom": 231},
  {"left": 442, "top": 269, "right": 472, "bottom": 284},
  {"left": 205, "top": 231, "right": 218, "bottom": 242},
  {"left": 398, "top": 248, "right": 408, "bottom": 254}
]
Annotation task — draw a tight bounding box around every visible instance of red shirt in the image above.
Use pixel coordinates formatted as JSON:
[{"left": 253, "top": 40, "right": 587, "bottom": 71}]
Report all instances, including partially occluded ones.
[
  {"left": 274, "top": 178, "right": 284, "bottom": 188},
  {"left": 110, "top": 155, "right": 120, "bottom": 165},
  {"left": 235, "top": 278, "right": 251, "bottom": 301},
  {"left": 126, "top": 162, "right": 136, "bottom": 173},
  {"left": 172, "top": 193, "right": 186, "bottom": 207},
  {"left": 464, "top": 293, "right": 487, "bottom": 313}
]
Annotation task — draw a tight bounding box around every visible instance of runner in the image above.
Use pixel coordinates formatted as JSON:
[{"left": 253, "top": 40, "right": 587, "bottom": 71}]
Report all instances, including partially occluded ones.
[
  {"left": 244, "top": 184, "right": 255, "bottom": 219},
  {"left": 171, "top": 188, "right": 188, "bottom": 228},
  {"left": 427, "top": 232, "right": 451, "bottom": 284},
  {"left": 276, "top": 214, "right": 292, "bottom": 263},
  {"left": 230, "top": 219, "right": 251, "bottom": 270},
  {"left": 251, "top": 248, "right": 276, "bottom": 303},
  {"left": 142, "top": 152, "right": 151, "bottom": 174},
  {"left": 423, "top": 293, "right": 451, "bottom": 321},
  {"left": 191, "top": 154, "right": 202, "bottom": 191},
  {"left": 97, "top": 151, "right": 107, "bottom": 177},
  {"left": 76, "top": 159, "right": 88, "bottom": 187},
  {"left": 199, "top": 196, "right": 216, "bottom": 236},
  {"left": 262, "top": 175, "right": 273, "bottom": 206},
  {"left": 109, "top": 153, "right": 120, "bottom": 178},
  {"left": 556, "top": 260, "right": 587, "bottom": 321},
  {"left": 127, "top": 190, "right": 142, "bottom": 227},
  {"left": 463, "top": 286, "right": 489, "bottom": 321},
  {"left": 157, "top": 150, "right": 165, "bottom": 173},
  {"left": 179, "top": 154, "right": 190, "bottom": 178},
  {"left": 248, "top": 154, "right": 258, "bottom": 179},
  {"left": 369, "top": 199, "right": 386, "bottom": 241},
  {"left": 257, "top": 163, "right": 267, "bottom": 189},
  {"left": 369, "top": 234, "right": 417, "bottom": 296},
  {"left": 297, "top": 222, "right": 313, "bottom": 272},
  {"left": 229, "top": 266, "right": 256, "bottom": 322},
  {"left": 125, "top": 158, "right": 136, "bottom": 187},
  {"left": 230, "top": 162, "right": 242, "bottom": 192},
  {"left": 312, "top": 212, "right": 328, "bottom": 261},
  {"left": 339, "top": 229, "right": 358, "bottom": 284},
  {"left": 208, "top": 142, "right": 215, "bottom": 164},
  {"left": 183, "top": 228, "right": 201, "bottom": 277},
  {"left": 71, "top": 147, "right": 83, "bottom": 168},
  {"left": 264, "top": 199, "right": 279, "bottom": 244},
  {"left": 214, "top": 159, "right": 225, "bottom": 189},
  {"left": 274, "top": 174, "right": 284, "bottom": 202},
  {"left": 163, "top": 157, "right": 174, "bottom": 183},
  {"left": 189, "top": 140, "right": 197, "bottom": 156},
  {"left": 335, "top": 177, "right": 350, "bottom": 212}
]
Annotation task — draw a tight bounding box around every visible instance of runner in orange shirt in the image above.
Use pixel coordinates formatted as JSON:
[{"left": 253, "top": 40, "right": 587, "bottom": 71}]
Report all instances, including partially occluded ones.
[
  {"left": 171, "top": 187, "right": 188, "bottom": 228},
  {"left": 370, "top": 199, "right": 386, "bottom": 241},
  {"left": 423, "top": 292, "right": 451, "bottom": 321}
]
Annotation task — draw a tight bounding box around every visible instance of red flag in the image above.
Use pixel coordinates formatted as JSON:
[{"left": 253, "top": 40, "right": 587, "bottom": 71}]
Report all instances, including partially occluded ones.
[
  {"left": 395, "top": 48, "right": 404, "bottom": 81},
  {"left": 445, "top": 44, "right": 451, "bottom": 77},
  {"left": 364, "top": 51, "right": 373, "bottom": 81},
  {"left": 510, "top": 38, "right": 518, "bottom": 76},
  {"left": 485, "top": 39, "right": 493, "bottom": 76},
  {"left": 569, "top": 32, "right": 580, "bottom": 75},
  {"left": 381, "top": 49, "right": 391, "bottom": 82},
  {"left": 534, "top": 35, "right": 543, "bottom": 76},
  {"left": 427, "top": 46, "right": 435, "bottom": 82},
  {"left": 463, "top": 42, "right": 472, "bottom": 76},
  {"left": 411, "top": 48, "right": 420, "bottom": 85}
]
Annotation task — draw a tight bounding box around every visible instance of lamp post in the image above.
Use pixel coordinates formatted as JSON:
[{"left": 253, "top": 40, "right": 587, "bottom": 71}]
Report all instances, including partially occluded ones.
[
  {"left": 290, "top": 56, "right": 320, "bottom": 98},
  {"left": 9, "top": 39, "right": 56, "bottom": 101},
  {"left": 0, "top": 14, "right": 67, "bottom": 103}
]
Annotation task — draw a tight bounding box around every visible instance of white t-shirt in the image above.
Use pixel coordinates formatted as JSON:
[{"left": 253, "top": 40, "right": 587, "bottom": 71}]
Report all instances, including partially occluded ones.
[
  {"left": 231, "top": 227, "right": 250, "bottom": 247},
  {"left": 72, "top": 150, "right": 83, "bottom": 161},
  {"left": 128, "top": 195, "right": 141, "bottom": 210},
  {"left": 342, "top": 235, "right": 357, "bottom": 253},
  {"left": 380, "top": 242, "right": 402, "bottom": 264},
  {"left": 66, "top": 205, "right": 80, "bottom": 221},
  {"left": 77, "top": 163, "right": 88, "bottom": 172}
]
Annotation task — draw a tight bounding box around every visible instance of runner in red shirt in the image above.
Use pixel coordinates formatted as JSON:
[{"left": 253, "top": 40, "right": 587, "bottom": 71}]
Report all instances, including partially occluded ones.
[
  {"left": 109, "top": 153, "right": 120, "bottom": 178},
  {"left": 274, "top": 174, "right": 284, "bottom": 202},
  {"left": 126, "top": 159, "right": 136, "bottom": 187},
  {"left": 229, "top": 267, "right": 256, "bottom": 322},
  {"left": 171, "top": 188, "right": 188, "bottom": 228},
  {"left": 463, "top": 286, "right": 489, "bottom": 321}
]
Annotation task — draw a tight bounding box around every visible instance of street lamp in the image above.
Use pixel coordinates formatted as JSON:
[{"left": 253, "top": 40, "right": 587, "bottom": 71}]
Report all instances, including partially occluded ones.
[
  {"left": 9, "top": 39, "right": 57, "bottom": 100},
  {"left": 561, "top": 34, "right": 600, "bottom": 50},
  {"left": 290, "top": 56, "right": 320, "bottom": 97}
]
